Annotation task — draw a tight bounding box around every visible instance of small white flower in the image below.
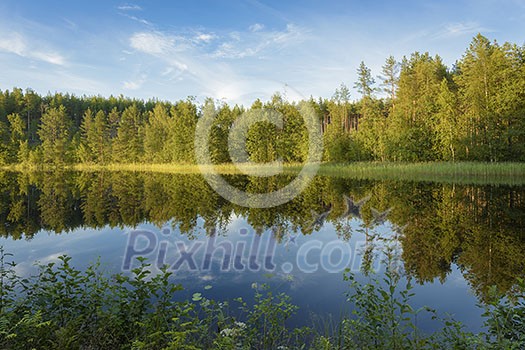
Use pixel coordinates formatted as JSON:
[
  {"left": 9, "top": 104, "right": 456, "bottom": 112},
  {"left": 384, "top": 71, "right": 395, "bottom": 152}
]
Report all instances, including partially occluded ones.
[
  {"left": 235, "top": 321, "right": 246, "bottom": 329},
  {"left": 251, "top": 282, "right": 258, "bottom": 289},
  {"left": 220, "top": 328, "right": 233, "bottom": 337}
]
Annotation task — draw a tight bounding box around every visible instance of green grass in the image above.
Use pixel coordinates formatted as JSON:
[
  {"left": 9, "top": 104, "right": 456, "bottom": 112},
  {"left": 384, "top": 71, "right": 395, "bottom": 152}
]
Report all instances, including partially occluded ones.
[
  {"left": 312, "top": 161, "right": 525, "bottom": 185},
  {"left": 3, "top": 161, "right": 525, "bottom": 185}
]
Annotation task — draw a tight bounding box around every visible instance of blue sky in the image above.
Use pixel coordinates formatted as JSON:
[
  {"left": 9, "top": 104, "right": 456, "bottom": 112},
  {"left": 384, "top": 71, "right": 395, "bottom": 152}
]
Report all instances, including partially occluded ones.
[{"left": 0, "top": 0, "right": 524, "bottom": 105}]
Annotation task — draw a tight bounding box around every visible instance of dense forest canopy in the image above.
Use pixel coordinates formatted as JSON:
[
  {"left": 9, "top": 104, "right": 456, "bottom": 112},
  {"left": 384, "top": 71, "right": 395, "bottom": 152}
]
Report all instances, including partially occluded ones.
[{"left": 0, "top": 34, "right": 524, "bottom": 165}]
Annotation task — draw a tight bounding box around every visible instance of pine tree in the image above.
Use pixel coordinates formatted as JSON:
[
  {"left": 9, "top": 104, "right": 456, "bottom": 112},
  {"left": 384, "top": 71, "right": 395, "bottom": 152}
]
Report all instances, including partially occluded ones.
[
  {"left": 78, "top": 109, "right": 95, "bottom": 163},
  {"left": 92, "top": 110, "right": 110, "bottom": 164},
  {"left": 168, "top": 99, "right": 197, "bottom": 163},
  {"left": 113, "top": 104, "right": 143, "bottom": 162},
  {"left": 6, "top": 113, "right": 26, "bottom": 163},
  {"left": 379, "top": 56, "right": 399, "bottom": 110},
  {"left": 208, "top": 100, "right": 236, "bottom": 164},
  {"left": 38, "top": 106, "right": 72, "bottom": 165},
  {"left": 355, "top": 61, "right": 375, "bottom": 98},
  {"left": 144, "top": 103, "right": 171, "bottom": 162},
  {"left": 0, "top": 121, "right": 10, "bottom": 164}
]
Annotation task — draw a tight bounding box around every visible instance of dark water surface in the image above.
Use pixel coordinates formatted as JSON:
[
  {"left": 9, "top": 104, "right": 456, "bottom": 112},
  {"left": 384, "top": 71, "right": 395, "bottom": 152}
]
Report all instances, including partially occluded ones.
[{"left": 1, "top": 171, "right": 524, "bottom": 333}]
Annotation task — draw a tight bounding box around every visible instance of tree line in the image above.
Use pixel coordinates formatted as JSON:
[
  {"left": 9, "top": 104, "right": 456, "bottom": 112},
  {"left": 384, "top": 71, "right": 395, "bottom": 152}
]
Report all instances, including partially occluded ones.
[{"left": 0, "top": 34, "right": 524, "bottom": 165}]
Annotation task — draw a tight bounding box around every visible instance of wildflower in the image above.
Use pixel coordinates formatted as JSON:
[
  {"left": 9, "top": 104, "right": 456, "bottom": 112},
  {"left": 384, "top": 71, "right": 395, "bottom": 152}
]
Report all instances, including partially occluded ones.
[{"left": 220, "top": 328, "right": 233, "bottom": 337}]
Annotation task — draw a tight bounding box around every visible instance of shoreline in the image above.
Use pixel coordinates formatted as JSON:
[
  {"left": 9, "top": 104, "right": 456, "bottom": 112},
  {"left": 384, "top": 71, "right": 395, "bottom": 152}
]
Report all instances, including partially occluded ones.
[{"left": 2, "top": 161, "right": 525, "bottom": 185}]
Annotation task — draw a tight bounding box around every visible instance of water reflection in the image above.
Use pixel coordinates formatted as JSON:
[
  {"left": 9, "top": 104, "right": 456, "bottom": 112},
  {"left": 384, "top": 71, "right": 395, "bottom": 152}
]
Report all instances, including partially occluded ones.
[{"left": 0, "top": 171, "right": 524, "bottom": 303}]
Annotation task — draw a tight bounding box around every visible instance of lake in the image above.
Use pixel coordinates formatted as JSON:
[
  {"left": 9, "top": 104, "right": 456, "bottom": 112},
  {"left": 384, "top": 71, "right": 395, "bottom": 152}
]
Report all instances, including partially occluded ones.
[{"left": 1, "top": 171, "right": 524, "bottom": 333}]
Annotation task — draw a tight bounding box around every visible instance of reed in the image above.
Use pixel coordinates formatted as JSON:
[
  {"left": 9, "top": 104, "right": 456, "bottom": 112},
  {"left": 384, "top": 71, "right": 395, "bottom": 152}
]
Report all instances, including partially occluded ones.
[{"left": 2, "top": 161, "right": 525, "bottom": 185}]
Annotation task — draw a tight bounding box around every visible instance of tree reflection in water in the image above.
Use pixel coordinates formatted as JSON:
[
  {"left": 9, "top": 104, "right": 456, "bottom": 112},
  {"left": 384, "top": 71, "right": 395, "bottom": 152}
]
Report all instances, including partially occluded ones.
[{"left": 0, "top": 171, "right": 524, "bottom": 301}]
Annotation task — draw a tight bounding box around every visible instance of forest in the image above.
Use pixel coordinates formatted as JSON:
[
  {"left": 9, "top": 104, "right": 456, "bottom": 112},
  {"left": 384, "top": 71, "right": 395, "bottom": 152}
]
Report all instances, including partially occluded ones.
[{"left": 0, "top": 34, "right": 524, "bottom": 166}]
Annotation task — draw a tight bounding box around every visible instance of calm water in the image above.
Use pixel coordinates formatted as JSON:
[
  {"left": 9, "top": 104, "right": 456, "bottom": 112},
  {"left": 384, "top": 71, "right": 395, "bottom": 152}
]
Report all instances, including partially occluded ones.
[{"left": 1, "top": 171, "right": 524, "bottom": 332}]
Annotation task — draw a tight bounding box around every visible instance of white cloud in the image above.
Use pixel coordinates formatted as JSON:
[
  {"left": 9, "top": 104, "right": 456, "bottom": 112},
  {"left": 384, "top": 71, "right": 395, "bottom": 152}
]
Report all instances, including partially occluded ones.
[
  {"left": 249, "top": 23, "right": 265, "bottom": 32},
  {"left": 212, "top": 23, "right": 306, "bottom": 59},
  {"left": 161, "top": 66, "right": 175, "bottom": 76},
  {"left": 130, "top": 32, "right": 175, "bottom": 54},
  {"left": 123, "top": 80, "right": 142, "bottom": 90},
  {"left": 0, "top": 32, "right": 25, "bottom": 55},
  {"left": 433, "top": 21, "right": 491, "bottom": 39},
  {"left": 32, "top": 51, "right": 66, "bottom": 65},
  {"left": 123, "top": 73, "right": 148, "bottom": 90},
  {"left": 39, "top": 252, "right": 66, "bottom": 264},
  {"left": 194, "top": 33, "right": 216, "bottom": 43},
  {"left": 271, "top": 23, "right": 303, "bottom": 44},
  {"left": 161, "top": 66, "right": 185, "bottom": 81},
  {"left": 122, "top": 14, "right": 152, "bottom": 26},
  {"left": 229, "top": 32, "right": 241, "bottom": 41},
  {"left": 61, "top": 18, "right": 77, "bottom": 31},
  {"left": 117, "top": 4, "right": 142, "bottom": 11},
  {"left": 123, "top": 24, "right": 314, "bottom": 104},
  {"left": 0, "top": 31, "right": 65, "bottom": 65}
]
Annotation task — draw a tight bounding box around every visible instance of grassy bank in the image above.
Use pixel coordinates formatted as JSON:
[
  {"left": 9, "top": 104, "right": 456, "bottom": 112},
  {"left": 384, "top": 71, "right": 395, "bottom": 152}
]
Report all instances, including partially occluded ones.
[
  {"left": 314, "top": 161, "right": 525, "bottom": 185},
  {"left": 3, "top": 161, "right": 525, "bottom": 185}
]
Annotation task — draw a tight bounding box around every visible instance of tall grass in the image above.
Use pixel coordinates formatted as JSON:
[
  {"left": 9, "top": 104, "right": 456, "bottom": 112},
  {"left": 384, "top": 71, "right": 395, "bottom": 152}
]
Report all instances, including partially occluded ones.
[
  {"left": 309, "top": 161, "right": 525, "bottom": 185},
  {"left": 2, "top": 161, "right": 525, "bottom": 185}
]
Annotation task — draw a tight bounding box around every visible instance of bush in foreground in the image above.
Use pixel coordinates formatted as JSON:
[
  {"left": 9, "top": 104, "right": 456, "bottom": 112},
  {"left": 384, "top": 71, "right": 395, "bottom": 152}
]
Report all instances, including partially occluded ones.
[{"left": 0, "top": 246, "right": 524, "bottom": 349}]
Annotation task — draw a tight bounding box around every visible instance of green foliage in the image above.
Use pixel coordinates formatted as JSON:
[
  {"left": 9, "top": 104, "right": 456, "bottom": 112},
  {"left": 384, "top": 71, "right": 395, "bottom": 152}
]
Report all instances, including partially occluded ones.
[
  {"left": 480, "top": 282, "right": 525, "bottom": 346},
  {"left": 241, "top": 283, "right": 307, "bottom": 349},
  {"left": 38, "top": 106, "right": 73, "bottom": 165},
  {"left": 385, "top": 52, "right": 447, "bottom": 161},
  {"left": 379, "top": 55, "right": 399, "bottom": 103},
  {"left": 434, "top": 78, "right": 463, "bottom": 161},
  {"left": 168, "top": 99, "right": 197, "bottom": 163},
  {"left": 6, "top": 113, "right": 26, "bottom": 163},
  {"left": 144, "top": 103, "right": 172, "bottom": 163},
  {"left": 340, "top": 240, "right": 432, "bottom": 349},
  {"left": 355, "top": 61, "right": 375, "bottom": 98},
  {"left": 246, "top": 120, "right": 279, "bottom": 163},
  {"left": 113, "top": 104, "right": 144, "bottom": 162},
  {"left": 0, "top": 250, "right": 309, "bottom": 349},
  {"left": 456, "top": 34, "right": 525, "bottom": 162},
  {"left": 1, "top": 245, "right": 524, "bottom": 349},
  {"left": 323, "top": 95, "right": 362, "bottom": 162}
]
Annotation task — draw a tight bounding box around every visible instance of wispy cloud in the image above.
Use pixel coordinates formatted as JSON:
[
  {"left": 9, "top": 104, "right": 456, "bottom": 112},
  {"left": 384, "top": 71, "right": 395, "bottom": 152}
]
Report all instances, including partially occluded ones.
[
  {"left": 129, "top": 31, "right": 189, "bottom": 73},
  {"left": 61, "top": 17, "right": 77, "bottom": 31},
  {"left": 123, "top": 78, "right": 145, "bottom": 90},
  {"left": 212, "top": 24, "right": 306, "bottom": 59},
  {"left": 249, "top": 23, "right": 265, "bottom": 32},
  {"left": 117, "top": 4, "right": 142, "bottom": 11},
  {"left": 124, "top": 23, "right": 310, "bottom": 104},
  {"left": 193, "top": 32, "right": 216, "bottom": 43},
  {"left": 0, "top": 32, "right": 25, "bottom": 55},
  {"left": 32, "top": 51, "right": 65, "bottom": 65},
  {"left": 0, "top": 31, "right": 65, "bottom": 65},
  {"left": 121, "top": 13, "right": 152, "bottom": 26},
  {"left": 130, "top": 32, "right": 176, "bottom": 55},
  {"left": 433, "top": 21, "right": 491, "bottom": 39}
]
